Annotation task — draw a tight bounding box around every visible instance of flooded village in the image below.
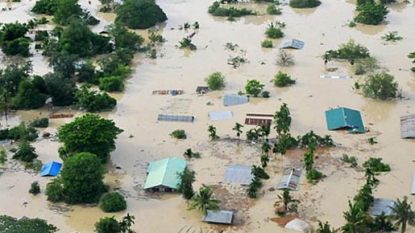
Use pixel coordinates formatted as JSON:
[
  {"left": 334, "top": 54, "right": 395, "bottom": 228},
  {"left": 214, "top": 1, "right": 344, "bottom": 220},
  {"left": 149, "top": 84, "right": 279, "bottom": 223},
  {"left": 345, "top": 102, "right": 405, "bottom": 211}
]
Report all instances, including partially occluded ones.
[{"left": 0, "top": 0, "right": 415, "bottom": 232}]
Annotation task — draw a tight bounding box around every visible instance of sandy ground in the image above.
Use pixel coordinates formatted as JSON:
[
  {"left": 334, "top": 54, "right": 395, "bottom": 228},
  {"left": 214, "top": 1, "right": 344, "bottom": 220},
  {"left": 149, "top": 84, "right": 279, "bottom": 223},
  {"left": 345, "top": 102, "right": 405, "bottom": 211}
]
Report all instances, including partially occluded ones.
[{"left": 1, "top": 0, "right": 415, "bottom": 232}]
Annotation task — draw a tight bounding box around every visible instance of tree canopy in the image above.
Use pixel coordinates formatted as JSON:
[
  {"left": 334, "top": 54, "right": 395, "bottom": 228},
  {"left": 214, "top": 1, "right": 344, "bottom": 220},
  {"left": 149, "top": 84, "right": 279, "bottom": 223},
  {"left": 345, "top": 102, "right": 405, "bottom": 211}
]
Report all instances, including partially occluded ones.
[
  {"left": 0, "top": 215, "right": 58, "bottom": 233},
  {"left": 114, "top": 0, "right": 168, "bottom": 29},
  {"left": 48, "top": 152, "right": 106, "bottom": 204},
  {"left": 57, "top": 114, "right": 123, "bottom": 163}
]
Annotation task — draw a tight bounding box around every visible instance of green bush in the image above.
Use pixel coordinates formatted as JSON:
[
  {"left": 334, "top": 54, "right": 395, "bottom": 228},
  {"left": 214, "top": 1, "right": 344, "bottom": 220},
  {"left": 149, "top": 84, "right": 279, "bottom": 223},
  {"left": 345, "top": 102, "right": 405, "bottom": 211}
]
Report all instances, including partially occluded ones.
[
  {"left": 29, "top": 181, "right": 41, "bottom": 195},
  {"left": 265, "top": 22, "right": 284, "bottom": 39},
  {"left": 261, "top": 39, "right": 273, "bottom": 48},
  {"left": 355, "top": 2, "right": 389, "bottom": 25},
  {"left": 115, "top": 0, "right": 167, "bottom": 29},
  {"left": 34, "top": 30, "right": 49, "bottom": 41},
  {"left": 95, "top": 216, "right": 121, "bottom": 233},
  {"left": 267, "top": 4, "right": 282, "bottom": 15},
  {"left": 306, "top": 168, "right": 324, "bottom": 181},
  {"left": 323, "top": 39, "right": 370, "bottom": 65},
  {"left": 205, "top": 72, "right": 225, "bottom": 90},
  {"left": 289, "top": 0, "right": 321, "bottom": 8},
  {"left": 261, "top": 91, "right": 270, "bottom": 98},
  {"left": 362, "top": 72, "right": 399, "bottom": 100},
  {"left": 362, "top": 158, "right": 391, "bottom": 172},
  {"left": 100, "top": 192, "right": 127, "bottom": 213},
  {"left": 170, "top": 129, "right": 187, "bottom": 139},
  {"left": 0, "top": 150, "right": 7, "bottom": 164},
  {"left": 29, "top": 118, "right": 49, "bottom": 128},
  {"left": 340, "top": 154, "right": 358, "bottom": 168},
  {"left": 75, "top": 87, "right": 117, "bottom": 112},
  {"left": 273, "top": 71, "right": 296, "bottom": 87},
  {"left": 99, "top": 76, "right": 124, "bottom": 92},
  {"left": 45, "top": 177, "right": 64, "bottom": 202},
  {"left": 208, "top": 1, "right": 255, "bottom": 18},
  {"left": 12, "top": 140, "right": 38, "bottom": 163}
]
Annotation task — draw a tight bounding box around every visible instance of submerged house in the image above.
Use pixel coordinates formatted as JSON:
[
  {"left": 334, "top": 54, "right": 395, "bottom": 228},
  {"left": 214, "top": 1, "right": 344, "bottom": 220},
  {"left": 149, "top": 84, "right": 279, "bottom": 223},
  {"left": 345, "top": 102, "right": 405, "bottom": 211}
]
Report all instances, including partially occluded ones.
[
  {"left": 143, "top": 158, "right": 186, "bottom": 192},
  {"left": 400, "top": 114, "right": 415, "bottom": 139},
  {"left": 223, "top": 94, "right": 249, "bottom": 106},
  {"left": 325, "top": 107, "right": 365, "bottom": 133},
  {"left": 202, "top": 210, "right": 234, "bottom": 225}
]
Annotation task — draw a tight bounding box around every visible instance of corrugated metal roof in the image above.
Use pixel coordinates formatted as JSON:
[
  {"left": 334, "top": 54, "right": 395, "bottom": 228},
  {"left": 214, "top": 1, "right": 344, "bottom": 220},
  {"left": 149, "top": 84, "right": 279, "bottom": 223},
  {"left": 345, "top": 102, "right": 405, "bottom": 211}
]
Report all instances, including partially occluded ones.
[
  {"left": 143, "top": 158, "right": 186, "bottom": 190},
  {"left": 196, "top": 86, "right": 209, "bottom": 93},
  {"left": 325, "top": 107, "right": 365, "bottom": 133},
  {"left": 202, "top": 210, "right": 233, "bottom": 224},
  {"left": 400, "top": 114, "right": 415, "bottom": 139},
  {"left": 411, "top": 174, "right": 415, "bottom": 195},
  {"left": 279, "top": 39, "right": 304, "bottom": 49},
  {"left": 223, "top": 165, "right": 254, "bottom": 185},
  {"left": 276, "top": 168, "right": 302, "bottom": 190},
  {"left": 320, "top": 74, "right": 352, "bottom": 79},
  {"left": 370, "top": 198, "right": 396, "bottom": 216},
  {"left": 223, "top": 94, "right": 249, "bottom": 106},
  {"left": 40, "top": 161, "right": 62, "bottom": 177},
  {"left": 209, "top": 110, "right": 233, "bottom": 121},
  {"left": 157, "top": 114, "right": 194, "bottom": 122}
]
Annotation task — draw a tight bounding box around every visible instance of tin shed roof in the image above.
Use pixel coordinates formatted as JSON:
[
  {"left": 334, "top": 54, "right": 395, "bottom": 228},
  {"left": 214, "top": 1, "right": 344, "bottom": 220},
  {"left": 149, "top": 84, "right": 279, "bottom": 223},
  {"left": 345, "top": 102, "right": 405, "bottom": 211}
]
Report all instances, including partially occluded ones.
[
  {"left": 370, "top": 198, "right": 396, "bottom": 216},
  {"left": 223, "top": 165, "right": 254, "bottom": 185},
  {"left": 157, "top": 114, "right": 194, "bottom": 122},
  {"left": 223, "top": 94, "right": 249, "bottom": 106},
  {"left": 277, "top": 168, "right": 302, "bottom": 190},
  {"left": 325, "top": 107, "right": 365, "bottom": 133},
  {"left": 400, "top": 114, "right": 415, "bottom": 139},
  {"left": 202, "top": 210, "right": 233, "bottom": 224},
  {"left": 143, "top": 158, "right": 186, "bottom": 190},
  {"left": 279, "top": 39, "right": 304, "bottom": 49},
  {"left": 209, "top": 110, "right": 233, "bottom": 121}
]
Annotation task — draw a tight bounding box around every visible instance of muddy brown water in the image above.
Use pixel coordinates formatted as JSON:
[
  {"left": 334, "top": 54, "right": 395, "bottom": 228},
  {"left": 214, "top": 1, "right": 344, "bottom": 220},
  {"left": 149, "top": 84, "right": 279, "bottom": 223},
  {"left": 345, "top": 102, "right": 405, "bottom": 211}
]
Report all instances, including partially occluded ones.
[{"left": 1, "top": 0, "right": 415, "bottom": 232}]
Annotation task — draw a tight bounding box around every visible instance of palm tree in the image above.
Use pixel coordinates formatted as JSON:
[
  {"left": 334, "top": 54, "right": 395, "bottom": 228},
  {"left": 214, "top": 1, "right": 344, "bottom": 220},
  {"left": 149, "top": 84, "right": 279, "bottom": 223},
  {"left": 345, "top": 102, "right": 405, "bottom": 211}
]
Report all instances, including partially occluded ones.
[
  {"left": 316, "top": 221, "right": 333, "bottom": 233},
  {"left": 208, "top": 125, "right": 219, "bottom": 140},
  {"left": 119, "top": 213, "right": 135, "bottom": 233},
  {"left": 183, "top": 148, "right": 193, "bottom": 159},
  {"left": 390, "top": 196, "right": 415, "bottom": 233},
  {"left": 342, "top": 201, "right": 373, "bottom": 233},
  {"left": 274, "top": 189, "right": 300, "bottom": 213},
  {"left": 188, "top": 186, "right": 220, "bottom": 215},
  {"left": 364, "top": 167, "right": 379, "bottom": 187},
  {"left": 260, "top": 154, "right": 269, "bottom": 168},
  {"left": 246, "top": 128, "right": 259, "bottom": 141},
  {"left": 232, "top": 122, "right": 243, "bottom": 139}
]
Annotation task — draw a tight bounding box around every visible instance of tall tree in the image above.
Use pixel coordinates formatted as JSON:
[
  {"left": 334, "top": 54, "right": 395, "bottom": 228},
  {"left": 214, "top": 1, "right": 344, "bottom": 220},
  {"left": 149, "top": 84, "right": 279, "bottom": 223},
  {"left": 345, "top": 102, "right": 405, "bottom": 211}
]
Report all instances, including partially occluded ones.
[
  {"left": 390, "top": 196, "right": 415, "bottom": 233},
  {"left": 57, "top": 114, "right": 123, "bottom": 163},
  {"left": 342, "top": 201, "right": 373, "bottom": 233},
  {"left": 232, "top": 122, "right": 243, "bottom": 139},
  {"left": 107, "top": 23, "right": 144, "bottom": 51},
  {"left": 274, "top": 189, "right": 300, "bottom": 212},
  {"left": 208, "top": 125, "right": 219, "bottom": 140},
  {"left": 0, "top": 215, "right": 58, "bottom": 233},
  {"left": 52, "top": 0, "right": 82, "bottom": 26},
  {"left": 188, "top": 186, "right": 220, "bottom": 215},
  {"left": 58, "top": 152, "right": 105, "bottom": 204},
  {"left": 43, "top": 72, "right": 77, "bottom": 106},
  {"left": 177, "top": 167, "right": 196, "bottom": 200},
  {"left": 114, "top": 0, "right": 167, "bottom": 29},
  {"left": 273, "top": 103, "right": 291, "bottom": 135},
  {"left": 244, "top": 79, "right": 264, "bottom": 97}
]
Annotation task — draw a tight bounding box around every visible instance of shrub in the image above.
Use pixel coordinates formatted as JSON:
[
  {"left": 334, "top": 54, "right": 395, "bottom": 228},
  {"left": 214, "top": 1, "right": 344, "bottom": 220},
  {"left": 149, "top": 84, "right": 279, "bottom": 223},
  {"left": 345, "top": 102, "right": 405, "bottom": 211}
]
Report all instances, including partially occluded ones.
[
  {"left": 29, "top": 118, "right": 49, "bottom": 128},
  {"left": 362, "top": 158, "right": 391, "bottom": 172},
  {"left": 45, "top": 178, "right": 64, "bottom": 202},
  {"left": 324, "top": 39, "right": 370, "bottom": 65},
  {"left": 289, "top": 0, "right": 321, "bottom": 8},
  {"left": 340, "top": 154, "right": 358, "bottom": 168},
  {"left": 99, "top": 76, "right": 124, "bottom": 92},
  {"left": 208, "top": 1, "right": 255, "bottom": 18},
  {"left": 24, "top": 160, "right": 43, "bottom": 171},
  {"left": 261, "top": 91, "right": 270, "bottom": 98},
  {"left": 381, "top": 31, "right": 402, "bottom": 42},
  {"left": 355, "top": 2, "right": 389, "bottom": 25},
  {"left": 261, "top": 39, "right": 273, "bottom": 48},
  {"left": 29, "top": 181, "right": 41, "bottom": 195},
  {"left": 245, "top": 80, "right": 265, "bottom": 97},
  {"left": 179, "top": 37, "right": 197, "bottom": 50},
  {"left": 354, "top": 57, "right": 379, "bottom": 75},
  {"left": 95, "top": 216, "right": 121, "bottom": 233},
  {"left": 306, "top": 169, "right": 324, "bottom": 181},
  {"left": 100, "top": 192, "right": 127, "bottom": 213},
  {"left": 13, "top": 140, "right": 38, "bottom": 163},
  {"left": 170, "top": 129, "right": 187, "bottom": 139},
  {"left": 252, "top": 165, "right": 270, "bottom": 179},
  {"left": 34, "top": 30, "right": 49, "bottom": 41},
  {"left": 205, "top": 72, "right": 225, "bottom": 90},
  {"left": 75, "top": 87, "right": 117, "bottom": 112},
  {"left": 267, "top": 4, "right": 282, "bottom": 15},
  {"left": 348, "top": 21, "right": 356, "bottom": 27},
  {"left": 0, "top": 150, "right": 7, "bottom": 164},
  {"left": 265, "top": 22, "right": 284, "bottom": 39},
  {"left": 273, "top": 71, "right": 296, "bottom": 87},
  {"left": 362, "top": 72, "right": 399, "bottom": 100},
  {"left": 276, "top": 50, "right": 294, "bottom": 67}
]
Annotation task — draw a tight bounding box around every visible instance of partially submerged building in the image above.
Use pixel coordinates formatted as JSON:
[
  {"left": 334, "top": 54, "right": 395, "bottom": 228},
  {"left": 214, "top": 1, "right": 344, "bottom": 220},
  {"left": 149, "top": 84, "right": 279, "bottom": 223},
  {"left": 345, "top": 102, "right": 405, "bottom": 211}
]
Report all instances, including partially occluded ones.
[
  {"left": 209, "top": 110, "right": 233, "bottom": 121},
  {"left": 325, "top": 107, "right": 365, "bottom": 133},
  {"left": 370, "top": 198, "right": 396, "bottom": 216},
  {"left": 40, "top": 161, "right": 62, "bottom": 177},
  {"left": 400, "top": 114, "right": 415, "bottom": 139},
  {"left": 276, "top": 168, "right": 302, "bottom": 190},
  {"left": 223, "top": 94, "right": 249, "bottom": 106},
  {"left": 143, "top": 158, "right": 186, "bottom": 192},
  {"left": 279, "top": 39, "right": 304, "bottom": 49},
  {"left": 223, "top": 165, "right": 254, "bottom": 185},
  {"left": 202, "top": 210, "right": 234, "bottom": 225}
]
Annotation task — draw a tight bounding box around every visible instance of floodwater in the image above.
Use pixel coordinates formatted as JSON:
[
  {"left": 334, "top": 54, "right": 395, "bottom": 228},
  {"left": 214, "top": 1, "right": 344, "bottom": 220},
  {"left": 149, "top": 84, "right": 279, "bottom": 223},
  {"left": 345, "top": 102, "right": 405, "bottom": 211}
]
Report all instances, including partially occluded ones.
[{"left": 1, "top": 0, "right": 415, "bottom": 232}]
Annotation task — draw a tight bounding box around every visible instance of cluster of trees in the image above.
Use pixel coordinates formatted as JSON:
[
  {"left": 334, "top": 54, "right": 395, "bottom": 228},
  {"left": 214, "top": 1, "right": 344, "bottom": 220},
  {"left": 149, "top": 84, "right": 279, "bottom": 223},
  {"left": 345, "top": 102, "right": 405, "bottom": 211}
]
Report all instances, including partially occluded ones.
[
  {"left": 115, "top": 0, "right": 167, "bottom": 29},
  {"left": 361, "top": 72, "right": 400, "bottom": 100},
  {"left": 95, "top": 214, "right": 135, "bottom": 233},
  {"left": 0, "top": 22, "right": 31, "bottom": 56},
  {"left": 45, "top": 114, "right": 123, "bottom": 205},
  {"left": 208, "top": 1, "right": 255, "bottom": 20},
  {"left": 323, "top": 39, "right": 370, "bottom": 65},
  {"left": 0, "top": 215, "right": 58, "bottom": 233},
  {"left": 247, "top": 166, "right": 270, "bottom": 198},
  {"left": 265, "top": 21, "right": 285, "bottom": 39}
]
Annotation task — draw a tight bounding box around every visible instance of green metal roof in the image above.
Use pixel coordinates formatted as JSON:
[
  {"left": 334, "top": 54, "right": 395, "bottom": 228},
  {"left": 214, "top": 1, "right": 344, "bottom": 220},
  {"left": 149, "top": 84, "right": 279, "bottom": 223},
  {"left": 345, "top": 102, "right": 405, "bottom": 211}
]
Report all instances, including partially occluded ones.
[
  {"left": 325, "top": 107, "right": 365, "bottom": 133},
  {"left": 143, "top": 158, "right": 186, "bottom": 190}
]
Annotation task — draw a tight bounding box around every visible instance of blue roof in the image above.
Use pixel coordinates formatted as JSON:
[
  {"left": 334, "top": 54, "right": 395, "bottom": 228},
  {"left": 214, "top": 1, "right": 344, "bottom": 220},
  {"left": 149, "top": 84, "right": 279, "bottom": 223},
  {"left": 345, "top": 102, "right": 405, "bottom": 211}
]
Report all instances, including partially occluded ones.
[
  {"left": 143, "top": 158, "right": 186, "bottom": 190},
  {"left": 325, "top": 107, "right": 365, "bottom": 133},
  {"left": 40, "top": 161, "right": 62, "bottom": 177}
]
